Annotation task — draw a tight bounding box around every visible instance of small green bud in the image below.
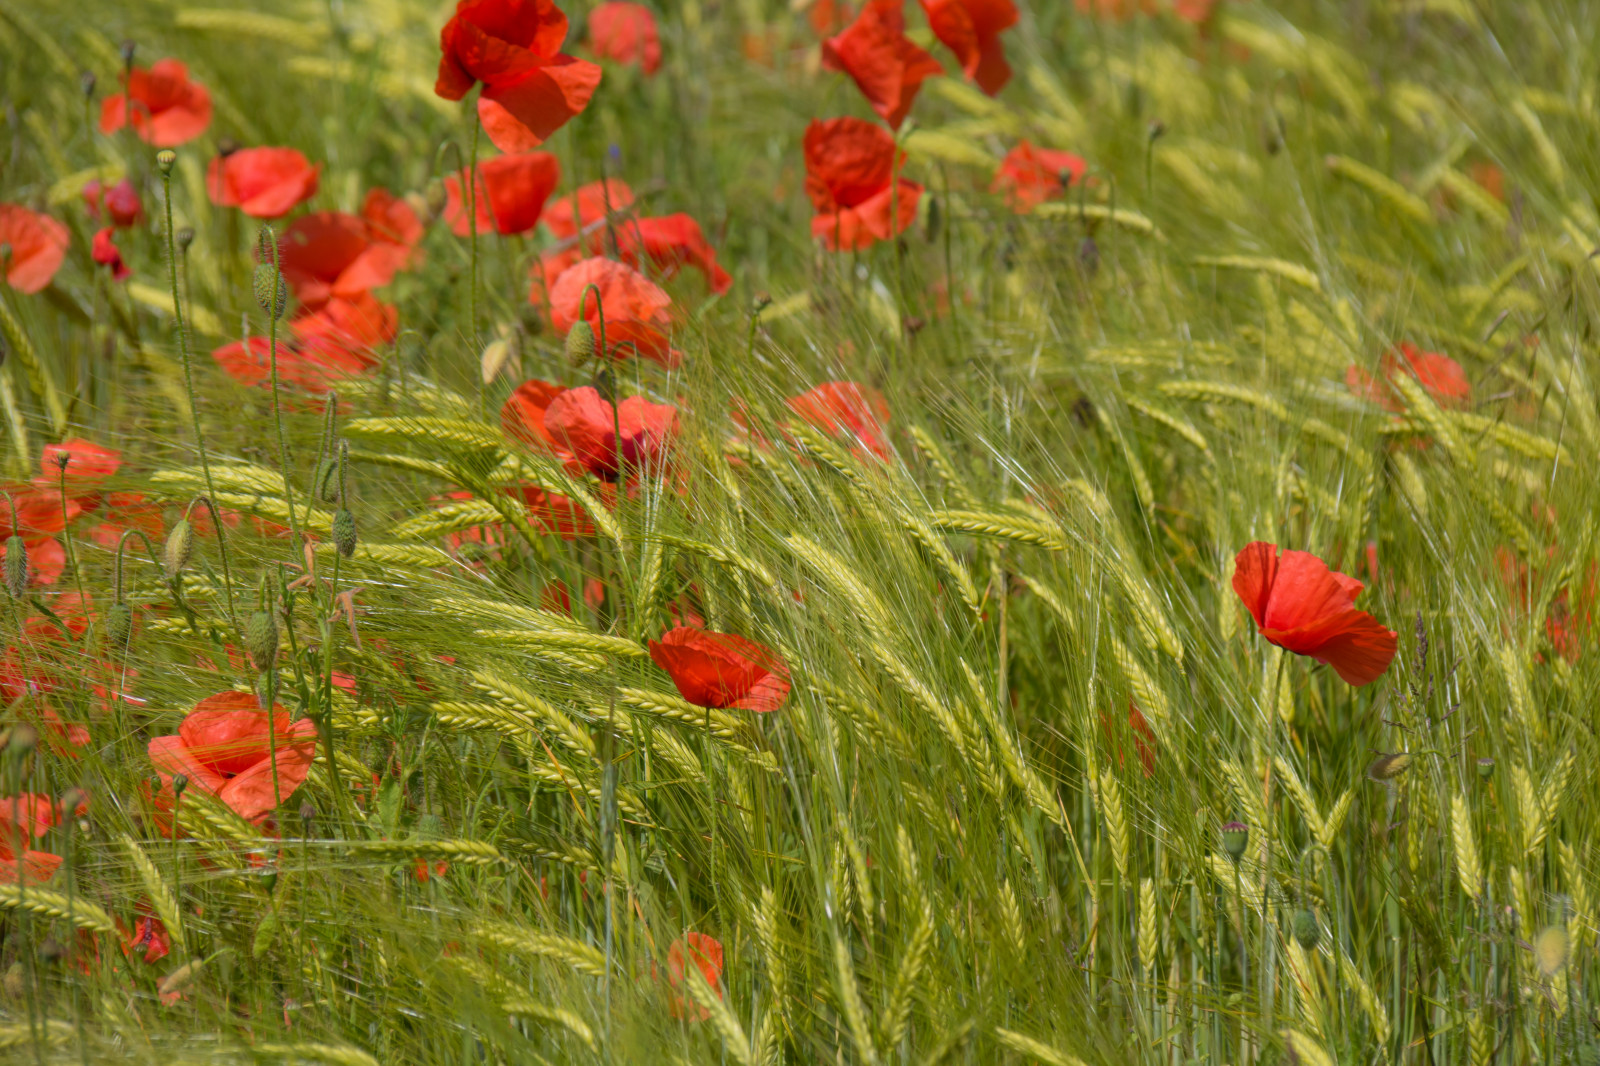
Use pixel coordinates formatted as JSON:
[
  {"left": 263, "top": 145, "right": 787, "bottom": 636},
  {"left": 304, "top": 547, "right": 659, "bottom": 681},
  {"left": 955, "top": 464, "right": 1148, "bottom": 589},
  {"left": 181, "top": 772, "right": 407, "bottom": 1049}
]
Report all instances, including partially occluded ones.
[
  {"left": 156, "top": 149, "right": 176, "bottom": 175},
  {"left": 245, "top": 608, "right": 279, "bottom": 671},
  {"left": 163, "top": 518, "right": 193, "bottom": 582},
  {"left": 332, "top": 508, "right": 357, "bottom": 559},
  {"left": 1292, "top": 908, "right": 1319, "bottom": 951},
  {"left": 253, "top": 262, "right": 288, "bottom": 319},
  {"left": 106, "top": 602, "right": 134, "bottom": 649},
  {"left": 3, "top": 535, "right": 28, "bottom": 598},
  {"left": 259, "top": 867, "right": 278, "bottom": 894},
  {"left": 311, "top": 457, "right": 341, "bottom": 503},
  {"left": 564, "top": 319, "right": 596, "bottom": 365},
  {"left": 1221, "top": 821, "right": 1249, "bottom": 862}
]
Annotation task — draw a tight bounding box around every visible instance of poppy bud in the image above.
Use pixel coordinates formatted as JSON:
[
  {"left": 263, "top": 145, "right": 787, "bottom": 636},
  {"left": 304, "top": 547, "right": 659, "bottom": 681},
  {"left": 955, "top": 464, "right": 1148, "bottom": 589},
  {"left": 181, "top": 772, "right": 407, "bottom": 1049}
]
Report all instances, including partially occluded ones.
[
  {"left": 1366, "top": 753, "right": 1412, "bottom": 782},
  {"left": 107, "top": 602, "right": 134, "bottom": 649},
  {"left": 1147, "top": 119, "right": 1167, "bottom": 143},
  {"left": 752, "top": 291, "right": 772, "bottom": 314},
  {"left": 217, "top": 138, "right": 240, "bottom": 159},
  {"left": 1292, "top": 908, "right": 1319, "bottom": 950},
  {"left": 332, "top": 508, "right": 357, "bottom": 559},
  {"left": 177, "top": 227, "right": 195, "bottom": 253},
  {"left": 311, "top": 457, "right": 341, "bottom": 503},
  {"left": 590, "top": 365, "right": 615, "bottom": 404},
  {"left": 172, "top": 773, "right": 189, "bottom": 799},
  {"left": 1477, "top": 756, "right": 1495, "bottom": 780},
  {"left": 0, "top": 723, "right": 37, "bottom": 761},
  {"left": 4, "top": 535, "right": 28, "bottom": 598},
  {"left": 156, "top": 150, "right": 176, "bottom": 176},
  {"left": 253, "top": 263, "right": 288, "bottom": 319},
  {"left": 81, "top": 71, "right": 97, "bottom": 98},
  {"left": 245, "top": 608, "right": 279, "bottom": 671},
  {"left": 163, "top": 518, "right": 193, "bottom": 582},
  {"left": 565, "top": 319, "right": 596, "bottom": 365},
  {"left": 1221, "top": 821, "right": 1248, "bottom": 862},
  {"left": 425, "top": 179, "right": 447, "bottom": 219}
]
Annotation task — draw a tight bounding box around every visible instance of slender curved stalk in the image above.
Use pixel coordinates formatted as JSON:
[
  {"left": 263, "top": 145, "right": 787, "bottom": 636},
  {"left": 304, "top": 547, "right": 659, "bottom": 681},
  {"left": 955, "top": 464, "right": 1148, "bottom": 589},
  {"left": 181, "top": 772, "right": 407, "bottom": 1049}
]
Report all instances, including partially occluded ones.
[{"left": 261, "top": 227, "right": 302, "bottom": 552}]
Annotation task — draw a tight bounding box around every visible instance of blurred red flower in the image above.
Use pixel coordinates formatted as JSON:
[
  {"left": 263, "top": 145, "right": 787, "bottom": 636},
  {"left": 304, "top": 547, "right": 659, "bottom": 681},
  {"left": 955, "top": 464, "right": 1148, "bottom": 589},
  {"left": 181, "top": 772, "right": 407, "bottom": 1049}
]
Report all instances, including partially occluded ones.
[
  {"left": 589, "top": 2, "right": 662, "bottom": 75},
  {"left": 1345, "top": 342, "right": 1470, "bottom": 413},
  {"left": 444, "top": 152, "right": 562, "bottom": 236},
  {"left": 276, "top": 194, "right": 421, "bottom": 308},
  {"left": 803, "top": 118, "right": 922, "bottom": 250},
  {"left": 500, "top": 379, "right": 566, "bottom": 448},
  {"left": 809, "top": 0, "right": 855, "bottom": 34},
  {"left": 147, "top": 691, "right": 318, "bottom": 823},
  {"left": 660, "top": 932, "right": 724, "bottom": 1021},
  {"left": 41, "top": 438, "right": 122, "bottom": 492},
  {"left": 98, "top": 59, "right": 213, "bottom": 147},
  {"left": 91, "top": 228, "right": 132, "bottom": 280},
  {"left": 921, "top": 0, "right": 1016, "bottom": 95},
  {"left": 0, "top": 204, "right": 70, "bottom": 294},
  {"left": 212, "top": 306, "right": 386, "bottom": 395},
  {"left": 83, "top": 178, "right": 144, "bottom": 228},
  {"left": 991, "top": 141, "right": 1086, "bottom": 212},
  {"left": 0, "top": 793, "right": 64, "bottom": 885},
  {"left": 121, "top": 913, "right": 172, "bottom": 964},
  {"left": 623, "top": 215, "right": 733, "bottom": 295},
  {"left": 821, "top": 0, "right": 943, "bottom": 130},
  {"left": 435, "top": 0, "right": 603, "bottom": 152},
  {"left": 544, "top": 386, "right": 678, "bottom": 481},
  {"left": 788, "top": 381, "right": 892, "bottom": 462},
  {"left": 206, "top": 147, "right": 321, "bottom": 219},
  {"left": 545, "top": 256, "right": 677, "bottom": 366},
  {"left": 648, "top": 626, "right": 791, "bottom": 712},
  {"left": 1232, "top": 541, "right": 1397, "bottom": 686}
]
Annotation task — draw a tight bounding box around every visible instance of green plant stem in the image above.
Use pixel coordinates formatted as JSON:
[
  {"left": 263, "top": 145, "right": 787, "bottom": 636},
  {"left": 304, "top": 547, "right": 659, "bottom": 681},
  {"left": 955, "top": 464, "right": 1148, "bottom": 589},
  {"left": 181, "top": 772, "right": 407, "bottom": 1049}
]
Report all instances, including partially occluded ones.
[{"left": 263, "top": 232, "right": 302, "bottom": 553}]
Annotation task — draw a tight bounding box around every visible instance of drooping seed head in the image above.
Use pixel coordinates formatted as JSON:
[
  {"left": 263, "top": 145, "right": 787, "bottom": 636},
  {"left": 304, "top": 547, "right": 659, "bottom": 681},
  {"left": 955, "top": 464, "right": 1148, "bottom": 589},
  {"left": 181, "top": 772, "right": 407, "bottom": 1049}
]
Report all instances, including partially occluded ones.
[
  {"left": 311, "top": 457, "right": 341, "bottom": 503},
  {"left": 163, "top": 518, "right": 193, "bottom": 581},
  {"left": 3, "top": 535, "right": 28, "bottom": 598},
  {"left": 1221, "top": 821, "right": 1249, "bottom": 862}
]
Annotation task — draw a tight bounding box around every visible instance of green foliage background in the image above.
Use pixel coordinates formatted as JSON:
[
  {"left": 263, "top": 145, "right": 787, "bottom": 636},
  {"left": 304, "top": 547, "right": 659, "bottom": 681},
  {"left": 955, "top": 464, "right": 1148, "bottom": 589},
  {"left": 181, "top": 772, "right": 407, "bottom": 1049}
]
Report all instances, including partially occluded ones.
[{"left": 2, "top": 0, "right": 1599, "bottom": 1062}]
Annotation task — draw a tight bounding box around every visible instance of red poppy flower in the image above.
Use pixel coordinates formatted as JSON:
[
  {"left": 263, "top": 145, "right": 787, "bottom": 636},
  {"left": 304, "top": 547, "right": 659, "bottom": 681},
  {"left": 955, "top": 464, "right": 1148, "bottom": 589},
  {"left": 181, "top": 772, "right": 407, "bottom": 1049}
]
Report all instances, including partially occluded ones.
[
  {"left": 212, "top": 321, "right": 382, "bottom": 395},
  {"left": 803, "top": 118, "right": 922, "bottom": 251},
  {"left": 990, "top": 141, "right": 1087, "bottom": 212},
  {"left": 1232, "top": 542, "right": 1398, "bottom": 686},
  {"left": 544, "top": 386, "right": 678, "bottom": 481},
  {"left": 361, "top": 188, "right": 426, "bottom": 252},
  {"left": 86, "top": 494, "right": 162, "bottom": 549},
  {"left": 91, "top": 228, "right": 132, "bottom": 281},
  {"left": 544, "top": 178, "right": 634, "bottom": 243},
  {"left": 147, "top": 691, "right": 318, "bottom": 823},
  {"left": 40, "top": 439, "right": 122, "bottom": 491},
  {"left": 83, "top": 178, "right": 144, "bottom": 229},
  {"left": 588, "top": 2, "right": 662, "bottom": 75},
  {"left": 512, "top": 484, "right": 598, "bottom": 538},
  {"left": 648, "top": 626, "right": 791, "bottom": 712},
  {"left": 788, "top": 381, "right": 892, "bottom": 462},
  {"left": 0, "top": 793, "right": 63, "bottom": 885},
  {"left": 0, "top": 537, "right": 64, "bottom": 587},
  {"left": 1173, "top": 0, "right": 1218, "bottom": 22},
  {"left": 810, "top": 0, "right": 855, "bottom": 34},
  {"left": 660, "top": 932, "right": 724, "bottom": 1021},
  {"left": 435, "top": 0, "right": 603, "bottom": 153},
  {"left": 541, "top": 577, "right": 607, "bottom": 616},
  {"left": 206, "top": 147, "right": 321, "bottom": 219},
  {"left": 1346, "top": 342, "right": 1470, "bottom": 413},
  {"left": 622, "top": 214, "right": 733, "bottom": 294},
  {"left": 1, "top": 488, "right": 80, "bottom": 538},
  {"left": 821, "top": 0, "right": 943, "bottom": 130},
  {"left": 1101, "top": 702, "right": 1156, "bottom": 777},
  {"left": 1546, "top": 567, "right": 1596, "bottom": 663},
  {"left": 276, "top": 203, "right": 418, "bottom": 308},
  {"left": 0, "top": 204, "right": 70, "bottom": 294},
  {"left": 444, "top": 152, "right": 562, "bottom": 236},
  {"left": 500, "top": 379, "right": 566, "bottom": 448},
  {"left": 98, "top": 59, "right": 213, "bottom": 147},
  {"left": 544, "top": 256, "right": 678, "bottom": 366},
  {"left": 122, "top": 914, "right": 172, "bottom": 964},
  {"left": 291, "top": 292, "right": 398, "bottom": 359},
  {"left": 921, "top": 0, "right": 1016, "bottom": 95}
]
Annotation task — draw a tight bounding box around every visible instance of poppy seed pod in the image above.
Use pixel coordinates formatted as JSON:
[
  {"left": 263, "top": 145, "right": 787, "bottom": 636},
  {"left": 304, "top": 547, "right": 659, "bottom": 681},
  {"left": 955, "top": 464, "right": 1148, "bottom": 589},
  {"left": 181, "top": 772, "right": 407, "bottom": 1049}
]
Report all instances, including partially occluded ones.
[
  {"left": 156, "top": 150, "right": 176, "bottom": 175},
  {"left": 119, "top": 39, "right": 136, "bottom": 64},
  {"left": 259, "top": 867, "right": 278, "bottom": 894},
  {"left": 1292, "top": 908, "right": 1319, "bottom": 950},
  {"left": 172, "top": 773, "right": 189, "bottom": 797},
  {"left": 4, "top": 535, "right": 28, "bottom": 598},
  {"left": 177, "top": 227, "right": 195, "bottom": 253},
  {"left": 81, "top": 71, "right": 97, "bottom": 98},
  {"left": 1477, "top": 756, "right": 1495, "bottom": 780},
  {"left": 332, "top": 508, "right": 357, "bottom": 559},
  {"left": 565, "top": 319, "right": 596, "bottom": 365},
  {"left": 300, "top": 801, "right": 316, "bottom": 829},
  {"left": 163, "top": 518, "right": 193, "bottom": 581},
  {"left": 245, "top": 608, "right": 278, "bottom": 670},
  {"left": 1221, "top": 821, "right": 1249, "bottom": 861},
  {"left": 253, "top": 262, "right": 288, "bottom": 319},
  {"left": 107, "top": 602, "right": 134, "bottom": 649}
]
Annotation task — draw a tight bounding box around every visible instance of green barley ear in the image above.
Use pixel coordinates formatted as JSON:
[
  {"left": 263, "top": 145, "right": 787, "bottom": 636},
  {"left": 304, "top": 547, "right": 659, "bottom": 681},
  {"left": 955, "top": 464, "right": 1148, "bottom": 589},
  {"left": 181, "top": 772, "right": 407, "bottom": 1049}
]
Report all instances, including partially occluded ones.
[
  {"left": 565, "top": 319, "right": 596, "bottom": 365},
  {"left": 163, "top": 517, "right": 194, "bottom": 582},
  {"left": 3, "top": 535, "right": 27, "bottom": 599}
]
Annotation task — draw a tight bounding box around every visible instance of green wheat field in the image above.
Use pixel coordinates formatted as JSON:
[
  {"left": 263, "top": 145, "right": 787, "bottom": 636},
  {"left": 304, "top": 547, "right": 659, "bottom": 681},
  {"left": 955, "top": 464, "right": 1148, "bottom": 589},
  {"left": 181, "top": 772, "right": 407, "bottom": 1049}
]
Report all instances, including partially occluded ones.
[{"left": 1, "top": 0, "right": 1598, "bottom": 1062}]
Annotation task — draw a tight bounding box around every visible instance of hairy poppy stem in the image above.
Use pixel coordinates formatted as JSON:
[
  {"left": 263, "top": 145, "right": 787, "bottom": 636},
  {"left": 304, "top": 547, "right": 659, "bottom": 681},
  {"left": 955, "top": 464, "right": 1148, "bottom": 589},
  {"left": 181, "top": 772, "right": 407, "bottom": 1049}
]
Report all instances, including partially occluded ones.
[
  {"left": 161, "top": 156, "right": 238, "bottom": 626},
  {"left": 467, "top": 106, "right": 482, "bottom": 417},
  {"left": 260, "top": 226, "right": 302, "bottom": 555}
]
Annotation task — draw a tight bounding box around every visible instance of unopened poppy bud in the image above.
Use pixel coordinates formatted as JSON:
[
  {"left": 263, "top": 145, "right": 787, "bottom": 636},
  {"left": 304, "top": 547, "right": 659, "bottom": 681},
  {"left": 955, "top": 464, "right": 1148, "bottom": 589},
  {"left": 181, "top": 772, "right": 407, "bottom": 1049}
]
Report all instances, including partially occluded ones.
[
  {"left": 1477, "top": 756, "right": 1495, "bottom": 780},
  {"left": 751, "top": 291, "right": 772, "bottom": 314},
  {"left": 1292, "top": 908, "right": 1319, "bottom": 950},
  {"left": 332, "top": 508, "right": 357, "bottom": 559},
  {"left": 311, "top": 457, "right": 340, "bottom": 503},
  {"left": 565, "top": 319, "right": 596, "bottom": 365},
  {"left": 1221, "top": 821, "right": 1248, "bottom": 862},
  {"left": 1366, "top": 752, "right": 1412, "bottom": 782},
  {"left": 4, "top": 535, "right": 28, "bottom": 598},
  {"left": 107, "top": 602, "right": 134, "bottom": 649},
  {"left": 156, "top": 150, "right": 176, "bottom": 176},
  {"left": 172, "top": 773, "right": 189, "bottom": 798},
  {"left": 81, "top": 71, "right": 97, "bottom": 98},
  {"left": 245, "top": 608, "right": 278, "bottom": 670},
  {"left": 0, "top": 723, "right": 37, "bottom": 761},
  {"left": 120, "top": 39, "right": 136, "bottom": 65},
  {"left": 1147, "top": 119, "right": 1167, "bottom": 143},
  {"left": 177, "top": 227, "right": 195, "bottom": 253},
  {"left": 424, "top": 179, "right": 447, "bottom": 219},
  {"left": 253, "top": 263, "right": 288, "bottom": 319},
  {"left": 163, "top": 518, "right": 193, "bottom": 581},
  {"left": 590, "top": 365, "right": 615, "bottom": 404}
]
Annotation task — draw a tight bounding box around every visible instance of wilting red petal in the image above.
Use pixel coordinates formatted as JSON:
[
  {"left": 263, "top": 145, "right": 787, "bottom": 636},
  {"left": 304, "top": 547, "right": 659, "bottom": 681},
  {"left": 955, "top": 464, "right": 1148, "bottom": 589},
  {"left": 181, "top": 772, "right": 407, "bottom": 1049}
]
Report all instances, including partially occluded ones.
[
  {"left": 822, "top": 0, "right": 944, "bottom": 130},
  {"left": 98, "top": 59, "right": 212, "bottom": 147},
  {"left": 207, "top": 148, "right": 321, "bottom": 219},
  {"left": 589, "top": 2, "right": 662, "bottom": 74},
  {"left": 921, "top": 0, "right": 1017, "bottom": 95},
  {"left": 0, "top": 204, "right": 70, "bottom": 294},
  {"left": 444, "top": 152, "right": 562, "bottom": 236},
  {"left": 788, "top": 381, "right": 893, "bottom": 461},
  {"left": 1232, "top": 542, "right": 1397, "bottom": 686},
  {"left": 648, "top": 626, "right": 790, "bottom": 712},
  {"left": 477, "top": 56, "right": 603, "bottom": 153}
]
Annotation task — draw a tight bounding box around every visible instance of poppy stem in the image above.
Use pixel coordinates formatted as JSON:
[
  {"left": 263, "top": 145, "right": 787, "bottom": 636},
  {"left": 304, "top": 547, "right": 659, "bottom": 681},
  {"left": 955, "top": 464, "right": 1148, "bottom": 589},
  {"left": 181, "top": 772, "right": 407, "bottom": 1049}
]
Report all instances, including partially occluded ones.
[
  {"left": 261, "top": 226, "right": 303, "bottom": 556},
  {"left": 162, "top": 160, "right": 238, "bottom": 627},
  {"left": 54, "top": 460, "right": 89, "bottom": 612},
  {"left": 467, "top": 102, "right": 482, "bottom": 418}
]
